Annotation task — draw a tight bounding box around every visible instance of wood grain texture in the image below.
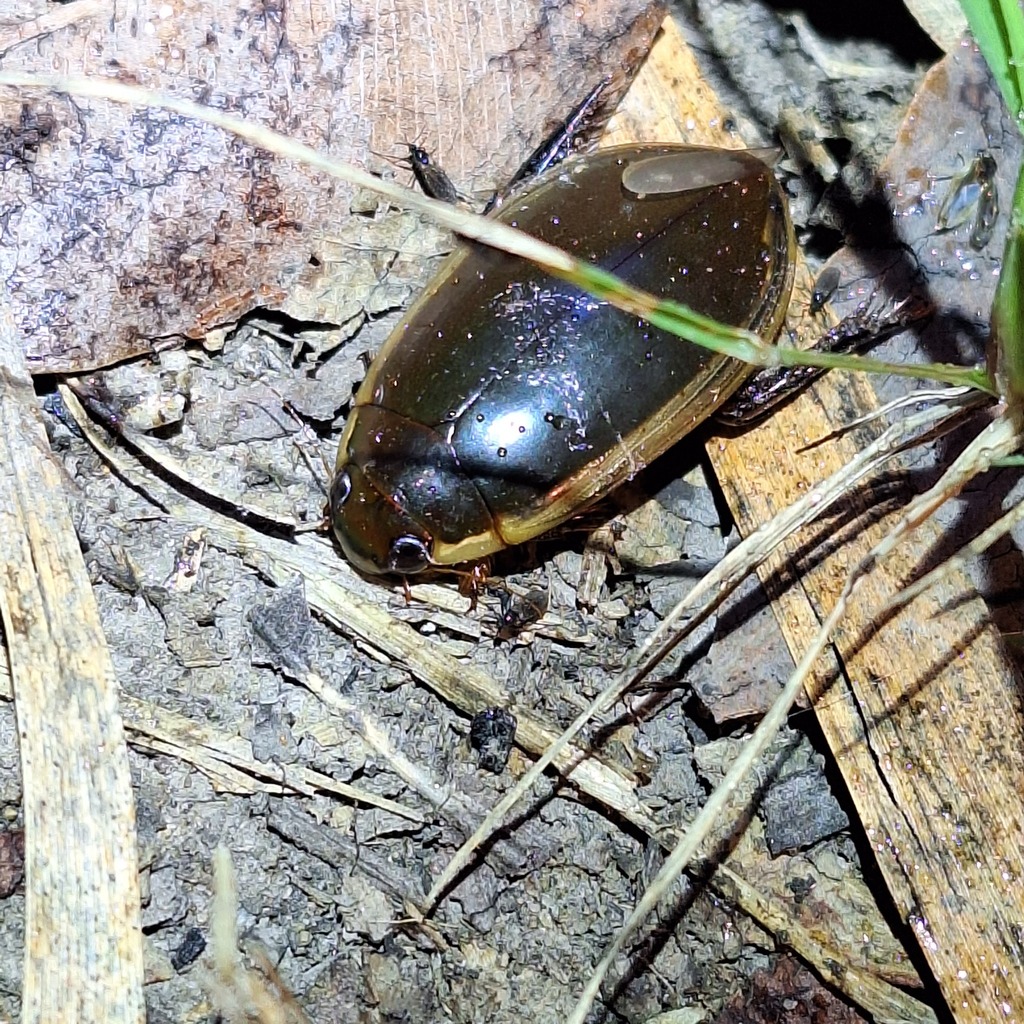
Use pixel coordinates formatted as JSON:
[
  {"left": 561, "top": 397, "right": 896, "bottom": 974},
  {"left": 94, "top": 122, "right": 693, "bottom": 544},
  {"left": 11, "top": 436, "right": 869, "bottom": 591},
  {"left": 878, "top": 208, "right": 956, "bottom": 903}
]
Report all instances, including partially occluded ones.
[
  {"left": 614, "top": 20, "right": 1024, "bottom": 1024},
  {"left": 0, "top": 0, "right": 663, "bottom": 372},
  {"left": 0, "top": 288, "right": 144, "bottom": 1021}
]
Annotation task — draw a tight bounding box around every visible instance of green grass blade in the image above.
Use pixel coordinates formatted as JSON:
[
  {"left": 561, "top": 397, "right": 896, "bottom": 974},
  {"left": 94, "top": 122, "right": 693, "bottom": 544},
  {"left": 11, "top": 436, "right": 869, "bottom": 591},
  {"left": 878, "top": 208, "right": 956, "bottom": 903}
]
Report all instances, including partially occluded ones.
[
  {"left": 960, "top": 0, "right": 1024, "bottom": 126},
  {"left": 991, "top": 160, "right": 1024, "bottom": 403},
  {"left": 572, "top": 261, "right": 996, "bottom": 392}
]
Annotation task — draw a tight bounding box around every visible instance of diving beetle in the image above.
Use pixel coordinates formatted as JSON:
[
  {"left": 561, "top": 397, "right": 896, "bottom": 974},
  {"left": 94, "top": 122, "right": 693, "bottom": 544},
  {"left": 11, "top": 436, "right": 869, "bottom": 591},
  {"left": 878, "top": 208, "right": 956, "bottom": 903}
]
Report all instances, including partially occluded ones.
[{"left": 329, "top": 130, "right": 797, "bottom": 576}]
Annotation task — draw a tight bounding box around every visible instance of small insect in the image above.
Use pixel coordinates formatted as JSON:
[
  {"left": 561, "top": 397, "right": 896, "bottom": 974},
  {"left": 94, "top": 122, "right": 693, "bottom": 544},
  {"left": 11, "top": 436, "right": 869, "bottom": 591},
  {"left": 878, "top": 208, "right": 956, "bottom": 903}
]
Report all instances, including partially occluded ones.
[
  {"left": 402, "top": 144, "right": 462, "bottom": 204},
  {"left": 171, "top": 927, "right": 207, "bottom": 972},
  {"left": 936, "top": 150, "right": 999, "bottom": 252},
  {"left": 495, "top": 588, "right": 549, "bottom": 641},
  {"left": 809, "top": 265, "right": 840, "bottom": 314},
  {"left": 469, "top": 707, "right": 518, "bottom": 773}
]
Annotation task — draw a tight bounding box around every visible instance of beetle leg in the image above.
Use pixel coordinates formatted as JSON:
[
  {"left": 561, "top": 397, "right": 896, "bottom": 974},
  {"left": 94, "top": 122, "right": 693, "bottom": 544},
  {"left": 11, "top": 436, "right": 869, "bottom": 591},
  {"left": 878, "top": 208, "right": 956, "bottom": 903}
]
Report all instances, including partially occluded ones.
[
  {"left": 718, "top": 293, "right": 933, "bottom": 426},
  {"left": 484, "top": 80, "right": 611, "bottom": 212},
  {"left": 401, "top": 82, "right": 610, "bottom": 211},
  {"left": 454, "top": 561, "right": 491, "bottom": 610}
]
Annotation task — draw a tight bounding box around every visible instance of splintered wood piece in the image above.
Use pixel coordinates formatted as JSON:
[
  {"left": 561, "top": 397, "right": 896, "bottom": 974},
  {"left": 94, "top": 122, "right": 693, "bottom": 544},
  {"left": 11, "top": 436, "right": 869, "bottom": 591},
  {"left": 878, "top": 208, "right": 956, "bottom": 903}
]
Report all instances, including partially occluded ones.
[
  {"left": 0, "top": 0, "right": 664, "bottom": 373},
  {"left": 0, "top": 287, "right": 144, "bottom": 1023},
  {"left": 615, "top": 25, "right": 1024, "bottom": 1023}
]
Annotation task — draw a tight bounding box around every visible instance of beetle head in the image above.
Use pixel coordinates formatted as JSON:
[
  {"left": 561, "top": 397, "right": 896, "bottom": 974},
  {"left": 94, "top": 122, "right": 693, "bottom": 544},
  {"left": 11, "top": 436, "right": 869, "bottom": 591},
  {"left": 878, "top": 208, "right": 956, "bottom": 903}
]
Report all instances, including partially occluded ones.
[
  {"left": 329, "top": 461, "right": 433, "bottom": 575},
  {"left": 330, "top": 405, "right": 502, "bottom": 576}
]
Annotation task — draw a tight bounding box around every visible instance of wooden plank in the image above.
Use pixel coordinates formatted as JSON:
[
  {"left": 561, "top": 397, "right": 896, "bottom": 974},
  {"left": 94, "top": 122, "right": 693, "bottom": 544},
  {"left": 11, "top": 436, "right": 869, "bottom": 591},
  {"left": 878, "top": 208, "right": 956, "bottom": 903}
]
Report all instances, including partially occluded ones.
[
  {"left": 0, "top": 285, "right": 144, "bottom": 1022},
  {"left": 611, "top": 18, "right": 1024, "bottom": 1022}
]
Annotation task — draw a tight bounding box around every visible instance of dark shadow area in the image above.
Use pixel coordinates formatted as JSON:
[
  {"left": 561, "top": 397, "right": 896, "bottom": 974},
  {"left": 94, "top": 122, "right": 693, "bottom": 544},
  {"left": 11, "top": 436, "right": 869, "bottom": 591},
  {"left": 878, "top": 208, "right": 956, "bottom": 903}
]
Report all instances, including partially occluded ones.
[
  {"left": 794, "top": 710, "right": 956, "bottom": 1024},
  {"left": 762, "top": 0, "right": 941, "bottom": 65}
]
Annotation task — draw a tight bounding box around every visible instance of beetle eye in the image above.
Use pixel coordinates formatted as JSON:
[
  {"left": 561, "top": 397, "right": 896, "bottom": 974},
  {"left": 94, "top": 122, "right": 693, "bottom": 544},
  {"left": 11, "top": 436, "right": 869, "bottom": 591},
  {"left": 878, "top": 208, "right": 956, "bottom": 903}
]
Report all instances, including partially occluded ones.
[
  {"left": 329, "top": 470, "right": 352, "bottom": 510},
  {"left": 389, "top": 535, "right": 430, "bottom": 574}
]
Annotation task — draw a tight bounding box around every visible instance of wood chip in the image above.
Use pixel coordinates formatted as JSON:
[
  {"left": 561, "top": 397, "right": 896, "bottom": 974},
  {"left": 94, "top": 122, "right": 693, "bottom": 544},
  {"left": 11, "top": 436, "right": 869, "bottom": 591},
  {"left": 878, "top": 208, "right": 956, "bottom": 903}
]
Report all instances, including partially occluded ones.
[{"left": 0, "top": 284, "right": 145, "bottom": 1021}]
